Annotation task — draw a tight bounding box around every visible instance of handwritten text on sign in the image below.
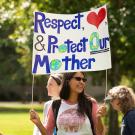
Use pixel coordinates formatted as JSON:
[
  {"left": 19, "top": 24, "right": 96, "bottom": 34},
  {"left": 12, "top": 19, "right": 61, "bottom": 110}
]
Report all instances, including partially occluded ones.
[{"left": 32, "top": 5, "right": 111, "bottom": 74}]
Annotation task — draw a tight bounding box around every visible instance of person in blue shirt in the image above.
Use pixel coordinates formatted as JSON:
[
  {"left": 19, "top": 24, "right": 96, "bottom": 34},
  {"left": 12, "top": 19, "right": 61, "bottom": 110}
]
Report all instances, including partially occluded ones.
[{"left": 105, "top": 85, "right": 135, "bottom": 135}]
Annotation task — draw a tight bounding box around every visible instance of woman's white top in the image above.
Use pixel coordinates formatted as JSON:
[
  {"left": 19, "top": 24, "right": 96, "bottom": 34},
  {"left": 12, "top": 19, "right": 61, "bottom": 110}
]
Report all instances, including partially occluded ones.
[{"left": 45, "top": 100, "right": 93, "bottom": 135}]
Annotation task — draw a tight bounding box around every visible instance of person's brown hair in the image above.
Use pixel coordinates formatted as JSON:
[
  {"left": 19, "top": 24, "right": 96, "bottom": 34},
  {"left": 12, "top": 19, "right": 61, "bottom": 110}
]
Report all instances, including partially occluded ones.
[
  {"left": 50, "top": 73, "right": 63, "bottom": 85},
  {"left": 109, "top": 85, "right": 135, "bottom": 114}
]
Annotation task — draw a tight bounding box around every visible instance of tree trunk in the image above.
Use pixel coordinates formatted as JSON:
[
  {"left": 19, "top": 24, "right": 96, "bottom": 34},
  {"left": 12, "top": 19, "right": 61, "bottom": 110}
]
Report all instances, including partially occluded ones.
[
  {"left": 108, "top": 62, "right": 120, "bottom": 135},
  {"left": 108, "top": 106, "right": 119, "bottom": 135}
]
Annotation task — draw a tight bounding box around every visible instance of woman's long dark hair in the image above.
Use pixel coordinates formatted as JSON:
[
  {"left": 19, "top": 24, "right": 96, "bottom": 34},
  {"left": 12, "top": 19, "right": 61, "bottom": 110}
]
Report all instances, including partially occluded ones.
[
  {"left": 60, "top": 72, "right": 92, "bottom": 116},
  {"left": 60, "top": 72, "right": 95, "bottom": 135}
]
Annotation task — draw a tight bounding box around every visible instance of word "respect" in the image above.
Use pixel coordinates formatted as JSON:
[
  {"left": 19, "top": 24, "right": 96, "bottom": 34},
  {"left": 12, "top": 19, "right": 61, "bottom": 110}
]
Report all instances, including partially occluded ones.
[{"left": 34, "top": 12, "right": 84, "bottom": 34}]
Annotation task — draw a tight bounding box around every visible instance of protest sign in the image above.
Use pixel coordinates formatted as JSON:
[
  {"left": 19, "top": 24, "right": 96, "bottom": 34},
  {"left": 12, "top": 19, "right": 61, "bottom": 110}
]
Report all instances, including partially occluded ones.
[{"left": 32, "top": 5, "right": 111, "bottom": 74}]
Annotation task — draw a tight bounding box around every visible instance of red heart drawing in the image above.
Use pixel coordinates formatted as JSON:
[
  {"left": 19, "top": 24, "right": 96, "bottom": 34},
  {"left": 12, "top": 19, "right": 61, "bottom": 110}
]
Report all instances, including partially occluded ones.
[{"left": 87, "top": 8, "right": 106, "bottom": 28}]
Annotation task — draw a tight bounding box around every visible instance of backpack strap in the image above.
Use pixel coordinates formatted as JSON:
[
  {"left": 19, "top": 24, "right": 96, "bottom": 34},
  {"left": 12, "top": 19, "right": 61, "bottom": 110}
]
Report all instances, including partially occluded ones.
[
  {"left": 52, "top": 99, "right": 61, "bottom": 133},
  {"left": 85, "top": 98, "right": 96, "bottom": 135}
]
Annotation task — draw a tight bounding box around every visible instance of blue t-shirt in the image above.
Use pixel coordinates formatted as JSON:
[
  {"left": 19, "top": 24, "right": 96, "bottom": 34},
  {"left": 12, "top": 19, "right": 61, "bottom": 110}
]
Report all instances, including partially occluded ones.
[{"left": 121, "top": 108, "right": 135, "bottom": 135}]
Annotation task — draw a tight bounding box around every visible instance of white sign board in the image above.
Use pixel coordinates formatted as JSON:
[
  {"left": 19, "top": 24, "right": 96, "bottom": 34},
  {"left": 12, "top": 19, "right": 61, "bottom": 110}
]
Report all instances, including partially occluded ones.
[{"left": 32, "top": 5, "right": 111, "bottom": 74}]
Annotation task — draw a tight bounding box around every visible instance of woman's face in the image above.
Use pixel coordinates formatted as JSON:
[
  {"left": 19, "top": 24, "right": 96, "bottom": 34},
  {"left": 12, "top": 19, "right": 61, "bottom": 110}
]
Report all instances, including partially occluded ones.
[
  {"left": 46, "top": 77, "right": 60, "bottom": 97},
  {"left": 110, "top": 98, "right": 121, "bottom": 112},
  {"left": 69, "top": 72, "right": 86, "bottom": 94}
]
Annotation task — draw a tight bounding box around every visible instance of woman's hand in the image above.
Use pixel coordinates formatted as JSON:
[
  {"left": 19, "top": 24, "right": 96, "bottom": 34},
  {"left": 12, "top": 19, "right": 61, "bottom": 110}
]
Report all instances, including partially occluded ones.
[
  {"left": 95, "top": 103, "right": 107, "bottom": 135},
  {"left": 30, "top": 109, "right": 47, "bottom": 135},
  {"left": 97, "top": 103, "right": 107, "bottom": 118},
  {"left": 30, "top": 109, "right": 41, "bottom": 125}
]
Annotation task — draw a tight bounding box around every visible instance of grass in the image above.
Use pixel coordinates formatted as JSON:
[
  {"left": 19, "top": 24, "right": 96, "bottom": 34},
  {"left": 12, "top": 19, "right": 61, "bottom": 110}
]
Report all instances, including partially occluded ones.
[
  {"left": 0, "top": 102, "right": 43, "bottom": 135},
  {"left": 0, "top": 102, "right": 123, "bottom": 135}
]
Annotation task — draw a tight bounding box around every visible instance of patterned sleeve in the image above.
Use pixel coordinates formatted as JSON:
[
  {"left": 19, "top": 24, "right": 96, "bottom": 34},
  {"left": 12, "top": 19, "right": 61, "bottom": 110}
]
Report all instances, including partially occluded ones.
[{"left": 45, "top": 106, "right": 55, "bottom": 135}]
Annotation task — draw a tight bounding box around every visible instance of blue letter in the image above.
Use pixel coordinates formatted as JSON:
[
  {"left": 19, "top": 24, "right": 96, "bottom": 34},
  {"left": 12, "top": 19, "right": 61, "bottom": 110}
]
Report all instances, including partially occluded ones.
[
  {"left": 48, "top": 35, "right": 58, "bottom": 53},
  {"left": 34, "top": 12, "right": 45, "bottom": 33},
  {"left": 75, "top": 13, "right": 84, "bottom": 29},
  {"left": 71, "top": 54, "right": 80, "bottom": 70},
  {"left": 99, "top": 37, "right": 109, "bottom": 49},
  {"left": 33, "top": 55, "right": 50, "bottom": 73},
  {"left": 88, "top": 58, "right": 95, "bottom": 69},
  {"left": 80, "top": 59, "right": 88, "bottom": 69},
  {"left": 62, "top": 56, "right": 71, "bottom": 70}
]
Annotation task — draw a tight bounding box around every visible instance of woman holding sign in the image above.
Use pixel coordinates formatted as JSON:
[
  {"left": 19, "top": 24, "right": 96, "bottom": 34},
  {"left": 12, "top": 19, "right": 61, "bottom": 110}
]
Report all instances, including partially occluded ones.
[
  {"left": 30, "top": 72, "right": 105, "bottom": 135},
  {"left": 33, "top": 73, "right": 63, "bottom": 135}
]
